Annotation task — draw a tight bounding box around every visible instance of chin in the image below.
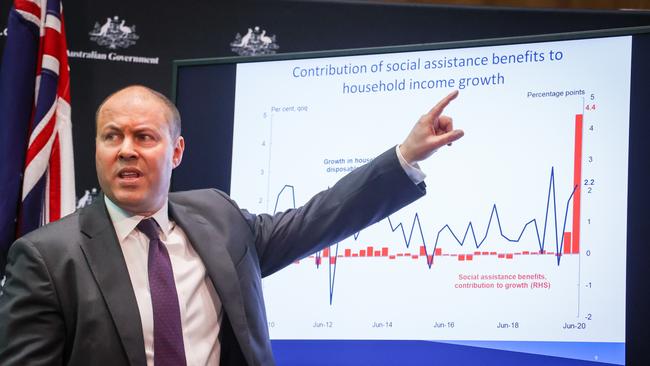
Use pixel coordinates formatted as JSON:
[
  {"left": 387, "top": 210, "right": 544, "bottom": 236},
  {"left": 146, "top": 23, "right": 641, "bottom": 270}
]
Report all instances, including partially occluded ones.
[{"left": 112, "top": 191, "right": 147, "bottom": 210}]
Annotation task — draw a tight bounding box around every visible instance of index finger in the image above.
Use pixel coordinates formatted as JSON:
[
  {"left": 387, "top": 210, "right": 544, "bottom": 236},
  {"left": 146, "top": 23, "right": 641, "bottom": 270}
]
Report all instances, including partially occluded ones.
[{"left": 426, "top": 90, "right": 459, "bottom": 119}]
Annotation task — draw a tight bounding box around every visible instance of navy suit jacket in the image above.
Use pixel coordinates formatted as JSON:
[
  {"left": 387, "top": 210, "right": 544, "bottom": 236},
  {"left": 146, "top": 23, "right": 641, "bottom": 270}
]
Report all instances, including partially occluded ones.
[{"left": 0, "top": 148, "right": 425, "bottom": 365}]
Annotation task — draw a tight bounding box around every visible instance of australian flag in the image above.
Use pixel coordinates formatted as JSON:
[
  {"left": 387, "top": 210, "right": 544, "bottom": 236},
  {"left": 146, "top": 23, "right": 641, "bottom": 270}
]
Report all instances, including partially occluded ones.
[{"left": 0, "top": 0, "right": 75, "bottom": 275}]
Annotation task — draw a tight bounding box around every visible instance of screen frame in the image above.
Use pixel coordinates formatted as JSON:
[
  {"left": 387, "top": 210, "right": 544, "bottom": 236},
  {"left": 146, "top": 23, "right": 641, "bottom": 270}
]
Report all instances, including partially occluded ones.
[{"left": 172, "top": 26, "right": 650, "bottom": 365}]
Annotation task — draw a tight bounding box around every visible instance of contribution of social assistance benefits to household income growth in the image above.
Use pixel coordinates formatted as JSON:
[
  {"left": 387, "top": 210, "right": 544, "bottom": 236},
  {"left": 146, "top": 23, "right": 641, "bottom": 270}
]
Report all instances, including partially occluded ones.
[{"left": 292, "top": 50, "right": 547, "bottom": 78}]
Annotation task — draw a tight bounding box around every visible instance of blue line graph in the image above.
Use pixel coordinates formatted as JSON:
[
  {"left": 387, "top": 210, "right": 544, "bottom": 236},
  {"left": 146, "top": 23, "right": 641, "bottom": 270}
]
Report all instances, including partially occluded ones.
[{"left": 273, "top": 167, "right": 578, "bottom": 305}]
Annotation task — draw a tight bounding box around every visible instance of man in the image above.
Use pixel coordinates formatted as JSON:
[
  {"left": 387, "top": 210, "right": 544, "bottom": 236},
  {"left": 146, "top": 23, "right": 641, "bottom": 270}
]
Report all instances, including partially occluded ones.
[{"left": 0, "top": 85, "right": 463, "bottom": 365}]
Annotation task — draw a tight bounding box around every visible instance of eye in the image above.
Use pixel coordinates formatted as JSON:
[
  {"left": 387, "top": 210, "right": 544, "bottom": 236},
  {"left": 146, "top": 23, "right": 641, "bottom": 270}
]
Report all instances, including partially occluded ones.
[
  {"left": 136, "top": 132, "right": 160, "bottom": 145},
  {"left": 137, "top": 133, "right": 154, "bottom": 142},
  {"left": 103, "top": 132, "right": 118, "bottom": 141}
]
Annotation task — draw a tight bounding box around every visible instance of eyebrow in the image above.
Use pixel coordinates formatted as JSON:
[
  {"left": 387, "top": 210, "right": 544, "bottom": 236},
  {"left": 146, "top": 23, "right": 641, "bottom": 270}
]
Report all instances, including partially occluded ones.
[
  {"left": 99, "top": 123, "right": 160, "bottom": 133},
  {"left": 131, "top": 126, "right": 161, "bottom": 136},
  {"left": 99, "top": 124, "right": 121, "bottom": 133}
]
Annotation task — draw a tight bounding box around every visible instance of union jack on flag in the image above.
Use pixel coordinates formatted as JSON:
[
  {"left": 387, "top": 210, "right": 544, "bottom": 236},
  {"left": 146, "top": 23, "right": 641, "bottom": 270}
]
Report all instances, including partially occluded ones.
[{"left": 0, "top": 0, "right": 75, "bottom": 274}]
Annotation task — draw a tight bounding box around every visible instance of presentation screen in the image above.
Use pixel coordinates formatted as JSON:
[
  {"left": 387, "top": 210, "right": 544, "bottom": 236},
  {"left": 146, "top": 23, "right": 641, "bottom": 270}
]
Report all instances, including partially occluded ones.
[{"left": 173, "top": 27, "right": 650, "bottom": 366}]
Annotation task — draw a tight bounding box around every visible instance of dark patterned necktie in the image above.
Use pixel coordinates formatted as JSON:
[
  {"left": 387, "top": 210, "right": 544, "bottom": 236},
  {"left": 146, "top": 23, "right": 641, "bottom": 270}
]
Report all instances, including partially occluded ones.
[{"left": 137, "top": 218, "right": 187, "bottom": 366}]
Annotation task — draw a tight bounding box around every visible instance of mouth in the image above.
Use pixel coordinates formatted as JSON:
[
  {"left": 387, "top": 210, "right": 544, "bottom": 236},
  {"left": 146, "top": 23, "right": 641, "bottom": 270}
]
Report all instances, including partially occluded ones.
[{"left": 116, "top": 168, "right": 143, "bottom": 183}]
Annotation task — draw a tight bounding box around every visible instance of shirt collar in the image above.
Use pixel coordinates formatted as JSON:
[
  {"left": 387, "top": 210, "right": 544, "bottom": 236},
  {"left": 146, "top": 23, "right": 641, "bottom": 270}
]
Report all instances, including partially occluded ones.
[{"left": 104, "top": 195, "right": 171, "bottom": 241}]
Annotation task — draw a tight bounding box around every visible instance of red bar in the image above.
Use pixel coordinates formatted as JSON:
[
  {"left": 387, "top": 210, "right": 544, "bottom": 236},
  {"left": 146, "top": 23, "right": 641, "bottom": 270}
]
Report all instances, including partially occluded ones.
[
  {"left": 474, "top": 251, "right": 481, "bottom": 256},
  {"left": 459, "top": 254, "right": 465, "bottom": 261},
  {"left": 490, "top": 252, "right": 497, "bottom": 255},
  {"left": 411, "top": 255, "right": 419, "bottom": 259},
  {"left": 482, "top": 251, "right": 489, "bottom": 255},
  {"left": 498, "top": 254, "right": 505, "bottom": 258},
  {"left": 397, "top": 253, "right": 404, "bottom": 257},
  {"left": 360, "top": 250, "right": 366, "bottom": 257},
  {"left": 522, "top": 251, "right": 530, "bottom": 255},
  {"left": 352, "top": 253, "right": 358, "bottom": 257},
  {"left": 467, "top": 254, "right": 473, "bottom": 261},
  {"left": 420, "top": 246, "right": 426, "bottom": 256},
  {"left": 329, "top": 257, "right": 336, "bottom": 264},
  {"left": 345, "top": 249, "right": 351, "bottom": 257},
  {"left": 427, "top": 255, "right": 433, "bottom": 264},
  {"left": 435, "top": 248, "right": 442, "bottom": 256},
  {"left": 563, "top": 232, "right": 572, "bottom": 254},
  {"left": 389, "top": 255, "right": 396, "bottom": 259},
  {"left": 382, "top": 247, "right": 388, "bottom": 257},
  {"left": 323, "top": 248, "right": 330, "bottom": 257},
  {"left": 506, "top": 254, "right": 513, "bottom": 259},
  {"left": 367, "top": 246, "right": 374, "bottom": 257},
  {"left": 573, "top": 114, "right": 583, "bottom": 254},
  {"left": 374, "top": 250, "right": 381, "bottom": 257}
]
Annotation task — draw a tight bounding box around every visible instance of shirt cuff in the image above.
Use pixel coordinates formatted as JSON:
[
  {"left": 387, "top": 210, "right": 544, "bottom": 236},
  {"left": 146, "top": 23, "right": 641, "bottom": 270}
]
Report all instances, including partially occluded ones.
[{"left": 395, "top": 145, "right": 427, "bottom": 185}]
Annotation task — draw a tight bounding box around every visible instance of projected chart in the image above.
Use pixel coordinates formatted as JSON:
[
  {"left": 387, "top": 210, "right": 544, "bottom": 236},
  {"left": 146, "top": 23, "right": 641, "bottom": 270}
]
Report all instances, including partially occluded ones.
[{"left": 230, "top": 36, "right": 630, "bottom": 362}]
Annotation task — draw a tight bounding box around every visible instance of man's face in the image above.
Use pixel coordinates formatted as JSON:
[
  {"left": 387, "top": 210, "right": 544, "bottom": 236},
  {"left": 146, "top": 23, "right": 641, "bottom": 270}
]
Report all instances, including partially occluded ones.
[{"left": 95, "top": 89, "right": 184, "bottom": 216}]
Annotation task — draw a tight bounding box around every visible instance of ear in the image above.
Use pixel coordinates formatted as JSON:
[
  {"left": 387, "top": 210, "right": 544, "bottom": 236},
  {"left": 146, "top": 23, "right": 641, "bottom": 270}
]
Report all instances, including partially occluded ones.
[{"left": 172, "top": 135, "right": 185, "bottom": 169}]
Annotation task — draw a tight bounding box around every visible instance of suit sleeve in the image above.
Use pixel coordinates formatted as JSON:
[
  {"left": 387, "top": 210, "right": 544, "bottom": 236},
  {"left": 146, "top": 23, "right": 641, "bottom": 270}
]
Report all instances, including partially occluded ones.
[
  {"left": 0, "top": 238, "right": 65, "bottom": 365},
  {"left": 243, "top": 147, "right": 426, "bottom": 277}
]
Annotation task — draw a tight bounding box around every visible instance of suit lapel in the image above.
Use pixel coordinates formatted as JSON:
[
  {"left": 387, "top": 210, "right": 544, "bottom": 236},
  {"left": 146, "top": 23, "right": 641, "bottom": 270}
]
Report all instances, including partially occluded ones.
[
  {"left": 78, "top": 198, "right": 146, "bottom": 366},
  {"left": 168, "top": 199, "right": 252, "bottom": 354}
]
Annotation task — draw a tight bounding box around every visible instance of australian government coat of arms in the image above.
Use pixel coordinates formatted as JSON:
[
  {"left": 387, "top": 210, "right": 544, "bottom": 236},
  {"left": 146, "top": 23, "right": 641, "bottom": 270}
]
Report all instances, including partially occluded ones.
[
  {"left": 89, "top": 16, "right": 139, "bottom": 49},
  {"left": 230, "top": 26, "right": 279, "bottom": 56}
]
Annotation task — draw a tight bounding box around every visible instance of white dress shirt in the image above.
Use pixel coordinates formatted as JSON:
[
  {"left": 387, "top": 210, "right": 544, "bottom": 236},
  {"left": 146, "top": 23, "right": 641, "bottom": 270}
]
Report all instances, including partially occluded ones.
[
  {"left": 104, "top": 196, "right": 223, "bottom": 366},
  {"left": 396, "top": 144, "right": 427, "bottom": 184}
]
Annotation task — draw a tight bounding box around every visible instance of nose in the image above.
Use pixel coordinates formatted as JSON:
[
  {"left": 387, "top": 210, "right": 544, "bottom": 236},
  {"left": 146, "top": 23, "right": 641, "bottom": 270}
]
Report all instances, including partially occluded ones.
[{"left": 118, "top": 137, "right": 138, "bottom": 161}]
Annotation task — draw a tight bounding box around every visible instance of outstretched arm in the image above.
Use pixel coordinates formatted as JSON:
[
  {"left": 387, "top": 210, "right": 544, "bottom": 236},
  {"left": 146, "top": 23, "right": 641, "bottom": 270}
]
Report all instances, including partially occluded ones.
[{"left": 249, "top": 91, "right": 464, "bottom": 275}]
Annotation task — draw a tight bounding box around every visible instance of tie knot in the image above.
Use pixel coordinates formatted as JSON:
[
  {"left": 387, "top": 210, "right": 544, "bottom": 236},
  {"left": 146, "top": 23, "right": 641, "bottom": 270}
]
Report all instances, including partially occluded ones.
[{"left": 137, "top": 218, "right": 160, "bottom": 241}]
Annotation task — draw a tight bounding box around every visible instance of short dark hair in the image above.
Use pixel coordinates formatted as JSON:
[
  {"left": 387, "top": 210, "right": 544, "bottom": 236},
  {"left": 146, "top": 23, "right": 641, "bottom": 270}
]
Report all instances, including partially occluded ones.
[{"left": 95, "top": 85, "right": 182, "bottom": 139}]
